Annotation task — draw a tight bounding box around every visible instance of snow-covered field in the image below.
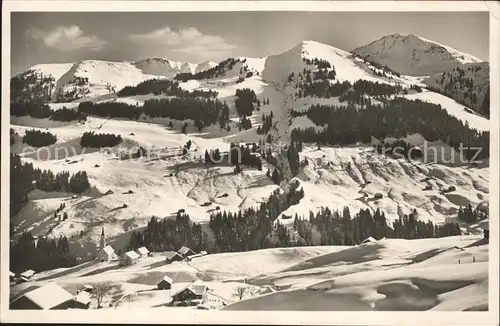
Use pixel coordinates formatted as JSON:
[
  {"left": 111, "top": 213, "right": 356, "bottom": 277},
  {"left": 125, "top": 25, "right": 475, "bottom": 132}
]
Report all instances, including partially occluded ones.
[
  {"left": 225, "top": 236, "right": 488, "bottom": 311},
  {"left": 9, "top": 236, "right": 488, "bottom": 311}
]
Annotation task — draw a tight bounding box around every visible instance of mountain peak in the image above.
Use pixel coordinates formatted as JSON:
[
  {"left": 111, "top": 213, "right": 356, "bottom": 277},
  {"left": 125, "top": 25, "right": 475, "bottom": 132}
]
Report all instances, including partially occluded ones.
[{"left": 352, "top": 33, "right": 482, "bottom": 76}]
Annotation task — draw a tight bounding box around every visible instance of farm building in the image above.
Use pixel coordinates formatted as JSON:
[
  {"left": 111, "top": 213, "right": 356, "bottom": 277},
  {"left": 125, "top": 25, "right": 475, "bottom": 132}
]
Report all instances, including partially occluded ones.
[
  {"left": 201, "top": 291, "right": 230, "bottom": 308},
  {"left": 164, "top": 251, "right": 183, "bottom": 263},
  {"left": 171, "top": 283, "right": 208, "bottom": 303},
  {"left": 120, "top": 250, "right": 140, "bottom": 266},
  {"left": 178, "top": 246, "right": 196, "bottom": 258},
  {"left": 79, "top": 285, "right": 94, "bottom": 293},
  {"left": 157, "top": 275, "right": 174, "bottom": 290},
  {"left": 10, "top": 283, "right": 74, "bottom": 310},
  {"left": 72, "top": 291, "right": 91, "bottom": 309},
  {"left": 96, "top": 245, "right": 118, "bottom": 262},
  {"left": 136, "top": 247, "right": 150, "bottom": 258}
]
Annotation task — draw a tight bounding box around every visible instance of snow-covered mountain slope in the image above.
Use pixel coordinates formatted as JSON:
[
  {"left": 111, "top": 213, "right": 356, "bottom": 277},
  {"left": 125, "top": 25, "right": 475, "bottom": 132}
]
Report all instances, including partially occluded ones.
[
  {"left": 195, "top": 61, "right": 218, "bottom": 74},
  {"left": 263, "top": 40, "right": 392, "bottom": 85},
  {"left": 422, "top": 62, "right": 490, "bottom": 117},
  {"left": 9, "top": 236, "right": 487, "bottom": 311},
  {"left": 10, "top": 115, "right": 489, "bottom": 258},
  {"left": 28, "top": 63, "right": 75, "bottom": 81},
  {"left": 23, "top": 58, "right": 218, "bottom": 102},
  {"left": 10, "top": 37, "right": 490, "bottom": 261},
  {"left": 352, "top": 33, "right": 484, "bottom": 76},
  {"left": 132, "top": 58, "right": 217, "bottom": 77}
]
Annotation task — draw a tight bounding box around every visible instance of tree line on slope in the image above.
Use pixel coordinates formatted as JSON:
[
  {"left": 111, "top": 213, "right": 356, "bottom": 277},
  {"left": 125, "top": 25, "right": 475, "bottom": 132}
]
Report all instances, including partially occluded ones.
[
  {"left": 127, "top": 213, "right": 208, "bottom": 254},
  {"left": 117, "top": 78, "right": 218, "bottom": 98},
  {"left": 80, "top": 131, "right": 122, "bottom": 148},
  {"left": 208, "top": 181, "right": 304, "bottom": 252},
  {"left": 294, "top": 207, "right": 461, "bottom": 246},
  {"left": 10, "top": 232, "right": 77, "bottom": 274},
  {"left": 22, "top": 129, "right": 57, "bottom": 148},
  {"left": 78, "top": 97, "right": 231, "bottom": 131},
  {"left": 303, "top": 58, "right": 332, "bottom": 69},
  {"left": 290, "top": 97, "right": 489, "bottom": 160},
  {"left": 10, "top": 154, "right": 91, "bottom": 217},
  {"left": 11, "top": 101, "right": 87, "bottom": 122},
  {"left": 351, "top": 54, "right": 402, "bottom": 77},
  {"left": 125, "top": 179, "right": 461, "bottom": 254}
]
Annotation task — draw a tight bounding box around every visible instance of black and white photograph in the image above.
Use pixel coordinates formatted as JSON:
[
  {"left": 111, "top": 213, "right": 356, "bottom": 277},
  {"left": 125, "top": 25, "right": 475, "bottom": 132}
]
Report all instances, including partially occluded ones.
[{"left": 1, "top": 1, "right": 499, "bottom": 324}]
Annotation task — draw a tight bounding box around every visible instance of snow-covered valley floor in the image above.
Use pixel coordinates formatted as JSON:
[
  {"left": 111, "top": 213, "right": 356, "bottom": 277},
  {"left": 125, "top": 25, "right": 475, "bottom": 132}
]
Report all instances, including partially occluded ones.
[{"left": 9, "top": 236, "right": 488, "bottom": 311}]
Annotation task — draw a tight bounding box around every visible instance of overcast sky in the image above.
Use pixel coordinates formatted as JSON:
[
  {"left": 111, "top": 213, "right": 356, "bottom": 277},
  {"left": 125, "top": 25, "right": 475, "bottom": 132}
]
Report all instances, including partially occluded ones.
[{"left": 11, "top": 11, "right": 489, "bottom": 75}]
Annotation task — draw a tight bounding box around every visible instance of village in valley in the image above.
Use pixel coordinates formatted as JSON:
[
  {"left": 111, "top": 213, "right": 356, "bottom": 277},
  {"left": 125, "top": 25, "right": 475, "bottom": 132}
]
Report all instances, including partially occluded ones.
[{"left": 9, "top": 228, "right": 279, "bottom": 310}]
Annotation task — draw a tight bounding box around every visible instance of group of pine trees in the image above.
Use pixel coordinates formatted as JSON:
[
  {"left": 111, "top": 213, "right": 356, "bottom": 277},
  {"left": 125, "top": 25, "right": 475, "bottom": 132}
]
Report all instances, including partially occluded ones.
[
  {"left": 204, "top": 148, "right": 222, "bottom": 164},
  {"left": 127, "top": 213, "right": 208, "bottom": 253},
  {"left": 11, "top": 102, "right": 53, "bottom": 119},
  {"left": 55, "top": 77, "right": 90, "bottom": 102},
  {"left": 117, "top": 78, "right": 217, "bottom": 98},
  {"left": 240, "top": 116, "right": 252, "bottom": 130},
  {"left": 10, "top": 232, "right": 77, "bottom": 274},
  {"left": 296, "top": 79, "right": 352, "bottom": 99},
  {"left": 424, "top": 65, "right": 489, "bottom": 118},
  {"left": 293, "top": 207, "right": 460, "bottom": 246},
  {"left": 229, "top": 143, "right": 262, "bottom": 170},
  {"left": 303, "top": 58, "right": 332, "bottom": 69},
  {"left": 80, "top": 131, "right": 122, "bottom": 148},
  {"left": 126, "top": 179, "right": 304, "bottom": 253},
  {"left": 287, "top": 141, "right": 301, "bottom": 177},
  {"left": 49, "top": 107, "right": 87, "bottom": 121},
  {"left": 10, "top": 154, "right": 90, "bottom": 217},
  {"left": 34, "top": 170, "right": 90, "bottom": 194},
  {"left": 22, "top": 129, "right": 57, "bottom": 147},
  {"left": 78, "top": 97, "right": 231, "bottom": 131},
  {"left": 295, "top": 78, "right": 402, "bottom": 105},
  {"left": 208, "top": 180, "right": 304, "bottom": 252},
  {"left": 10, "top": 70, "right": 54, "bottom": 114},
  {"left": 257, "top": 112, "right": 273, "bottom": 135},
  {"left": 11, "top": 102, "right": 86, "bottom": 122},
  {"left": 290, "top": 97, "right": 489, "bottom": 161},
  {"left": 352, "top": 79, "right": 402, "bottom": 96},
  {"left": 457, "top": 203, "right": 489, "bottom": 224},
  {"left": 235, "top": 88, "right": 258, "bottom": 117}
]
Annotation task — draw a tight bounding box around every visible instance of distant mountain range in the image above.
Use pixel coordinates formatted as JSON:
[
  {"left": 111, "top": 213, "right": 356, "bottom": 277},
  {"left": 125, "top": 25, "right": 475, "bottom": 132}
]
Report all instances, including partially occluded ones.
[{"left": 15, "top": 33, "right": 489, "bottom": 117}]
